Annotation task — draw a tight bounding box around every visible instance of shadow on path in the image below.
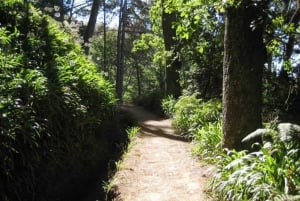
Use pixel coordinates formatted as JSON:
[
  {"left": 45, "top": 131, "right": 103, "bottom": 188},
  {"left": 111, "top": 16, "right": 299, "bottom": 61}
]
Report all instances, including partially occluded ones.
[
  {"left": 119, "top": 104, "right": 163, "bottom": 122},
  {"left": 81, "top": 104, "right": 213, "bottom": 201},
  {"left": 120, "top": 104, "right": 188, "bottom": 142},
  {"left": 111, "top": 104, "right": 213, "bottom": 201}
]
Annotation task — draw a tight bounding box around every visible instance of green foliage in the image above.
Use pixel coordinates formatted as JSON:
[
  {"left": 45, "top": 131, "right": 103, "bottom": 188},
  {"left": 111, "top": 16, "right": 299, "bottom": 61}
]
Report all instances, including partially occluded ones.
[
  {"left": 211, "top": 123, "right": 300, "bottom": 201},
  {"left": 161, "top": 95, "right": 176, "bottom": 118},
  {"left": 90, "top": 30, "right": 117, "bottom": 81},
  {"left": 192, "top": 121, "right": 222, "bottom": 163},
  {"left": 163, "top": 0, "right": 224, "bottom": 97},
  {"left": 266, "top": 14, "right": 297, "bottom": 71},
  {"left": 133, "top": 33, "right": 166, "bottom": 67},
  {"left": 172, "top": 94, "right": 221, "bottom": 136},
  {"left": 132, "top": 32, "right": 166, "bottom": 102},
  {"left": 0, "top": 1, "right": 117, "bottom": 200},
  {"left": 173, "top": 93, "right": 202, "bottom": 135},
  {"left": 166, "top": 94, "right": 222, "bottom": 161},
  {"left": 102, "top": 178, "right": 117, "bottom": 201},
  {"left": 134, "top": 0, "right": 223, "bottom": 100},
  {"left": 126, "top": 126, "right": 140, "bottom": 139}
]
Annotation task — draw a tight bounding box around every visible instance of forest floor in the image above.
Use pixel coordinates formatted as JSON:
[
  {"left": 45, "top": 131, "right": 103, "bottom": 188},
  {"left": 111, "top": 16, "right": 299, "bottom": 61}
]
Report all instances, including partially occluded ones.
[{"left": 108, "top": 104, "right": 216, "bottom": 201}]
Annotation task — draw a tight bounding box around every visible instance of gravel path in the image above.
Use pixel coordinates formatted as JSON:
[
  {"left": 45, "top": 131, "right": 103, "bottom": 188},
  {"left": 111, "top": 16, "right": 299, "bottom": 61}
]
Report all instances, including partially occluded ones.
[{"left": 111, "top": 105, "right": 214, "bottom": 201}]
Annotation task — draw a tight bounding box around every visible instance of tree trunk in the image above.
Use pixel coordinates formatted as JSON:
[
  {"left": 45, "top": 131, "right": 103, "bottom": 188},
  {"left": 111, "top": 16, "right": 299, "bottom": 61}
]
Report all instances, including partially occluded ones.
[
  {"left": 278, "top": 0, "right": 300, "bottom": 108},
  {"left": 222, "top": 1, "right": 266, "bottom": 150},
  {"left": 83, "top": 0, "right": 102, "bottom": 54},
  {"left": 161, "top": 0, "right": 181, "bottom": 98},
  {"left": 116, "top": 0, "right": 127, "bottom": 103},
  {"left": 68, "top": 0, "right": 75, "bottom": 22},
  {"left": 135, "top": 61, "right": 142, "bottom": 97},
  {"left": 103, "top": 0, "right": 107, "bottom": 72}
]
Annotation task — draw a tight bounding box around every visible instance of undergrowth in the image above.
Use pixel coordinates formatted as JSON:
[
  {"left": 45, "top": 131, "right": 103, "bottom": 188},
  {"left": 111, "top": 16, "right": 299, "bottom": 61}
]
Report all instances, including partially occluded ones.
[
  {"left": 191, "top": 121, "right": 222, "bottom": 163},
  {"left": 0, "top": 1, "right": 119, "bottom": 200},
  {"left": 162, "top": 94, "right": 300, "bottom": 200},
  {"left": 161, "top": 93, "right": 222, "bottom": 162},
  {"left": 210, "top": 123, "right": 300, "bottom": 201},
  {"left": 103, "top": 126, "right": 140, "bottom": 201}
]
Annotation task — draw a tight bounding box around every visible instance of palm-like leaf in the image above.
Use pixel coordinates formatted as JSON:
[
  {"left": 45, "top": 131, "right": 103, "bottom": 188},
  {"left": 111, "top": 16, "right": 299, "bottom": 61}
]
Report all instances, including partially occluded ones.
[
  {"left": 242, "top": 128, "right": 273, "bottom": 143},
  {"left": 278, "top": 123, "right": 300, "bottom": 142}
]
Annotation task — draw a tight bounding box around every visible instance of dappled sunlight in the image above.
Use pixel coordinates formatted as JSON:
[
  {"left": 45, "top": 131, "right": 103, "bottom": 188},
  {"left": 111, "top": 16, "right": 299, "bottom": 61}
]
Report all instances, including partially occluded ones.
[{"left": 143, "top": 119, "right": 174, "bottom": 134}]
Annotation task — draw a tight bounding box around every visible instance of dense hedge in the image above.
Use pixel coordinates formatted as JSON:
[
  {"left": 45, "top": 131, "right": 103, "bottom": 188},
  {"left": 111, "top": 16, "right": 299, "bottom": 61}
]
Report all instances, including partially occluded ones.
[{"left": 0, "top": 1, "right": 118, "bottom": 200}]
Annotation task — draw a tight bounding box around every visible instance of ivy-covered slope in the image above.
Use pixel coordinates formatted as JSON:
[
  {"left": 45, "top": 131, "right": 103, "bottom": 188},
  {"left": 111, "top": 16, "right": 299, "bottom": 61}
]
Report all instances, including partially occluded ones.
[{"left": 0, "top": 1, "right": 118, "bottom": 200}]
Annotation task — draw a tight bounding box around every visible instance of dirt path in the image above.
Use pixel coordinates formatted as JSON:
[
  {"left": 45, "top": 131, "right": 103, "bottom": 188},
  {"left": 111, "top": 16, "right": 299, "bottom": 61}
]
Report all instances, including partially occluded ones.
[{"left": 111, "top": 105, "right": 214, "bottom": 201}]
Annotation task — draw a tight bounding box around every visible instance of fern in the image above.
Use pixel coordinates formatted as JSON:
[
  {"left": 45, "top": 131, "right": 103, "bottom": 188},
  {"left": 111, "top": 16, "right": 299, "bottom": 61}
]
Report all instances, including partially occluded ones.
[
  {"left": 211, "top": 122, "right": 300, "bottom": 201},
  {"left": 0, "top": 1, "right": 117, "bottom": 200}
]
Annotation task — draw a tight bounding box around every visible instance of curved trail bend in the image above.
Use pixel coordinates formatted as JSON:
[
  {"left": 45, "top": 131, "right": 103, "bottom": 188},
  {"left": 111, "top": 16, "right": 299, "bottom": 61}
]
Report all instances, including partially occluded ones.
[{"left": 112, "top": 105, "right": 214, "bottom": 201}]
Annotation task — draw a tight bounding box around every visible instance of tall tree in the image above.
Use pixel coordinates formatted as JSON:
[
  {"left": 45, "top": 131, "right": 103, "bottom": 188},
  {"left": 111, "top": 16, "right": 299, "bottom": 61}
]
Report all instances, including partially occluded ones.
[
  {"left": 83, "top": 0, "right": 102, "bottom": 54},
  {"left": 161, "top": 0, "right": 182, "bottom": 98},
  {"left": 36, "top": 0, "right": 67, "bottom": 21},
  {"left": 222, "top": 0, "right": 267, "bottom": 150},
  {"left": 103, "top": 0, "right": 107, "bottom": 72},
  {"left": 116, "top": 0, "right": 127, "bottom": 102},
  {"left": 91, "top": 0, "right": 152, "bottom": 102},
  {"left": 278, "top": 0, "right": 300, "bottom": 109}
]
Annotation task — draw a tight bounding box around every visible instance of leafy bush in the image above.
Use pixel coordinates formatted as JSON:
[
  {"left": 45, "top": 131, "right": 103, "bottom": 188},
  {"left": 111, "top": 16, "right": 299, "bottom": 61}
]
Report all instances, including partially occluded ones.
[
  {"left": 0, "top": 1, "right": 118, "bottom": 200},
  {"left": 172, "top": 94, "right": 221, "bottom": 137},
  {"left": 172, "top": 93, "right": 202, "bottom": 135},
  {"left": 165, "top": 94, "right": 222, "bottom": 161},
  {"left": 161, "top": 95, "right": 176, "bottom": 117},
  {"left": 211, "top": 123, "right": 300, "bottom": 201},
  {"left": 192, "top": 121, "right": 222, "bottom": 162}
]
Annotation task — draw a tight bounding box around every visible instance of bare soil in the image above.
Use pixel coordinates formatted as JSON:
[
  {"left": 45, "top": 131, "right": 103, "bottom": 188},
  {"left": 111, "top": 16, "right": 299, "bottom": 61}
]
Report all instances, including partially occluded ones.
[{"left": 110, "top": 105, "right": 215, "bottom": 201}]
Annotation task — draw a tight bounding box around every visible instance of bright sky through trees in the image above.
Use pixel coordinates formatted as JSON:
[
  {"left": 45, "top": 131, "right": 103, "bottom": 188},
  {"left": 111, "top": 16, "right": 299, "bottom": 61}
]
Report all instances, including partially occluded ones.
[{"left": 74, "top": 0, "right": 118, "bottom": 27}]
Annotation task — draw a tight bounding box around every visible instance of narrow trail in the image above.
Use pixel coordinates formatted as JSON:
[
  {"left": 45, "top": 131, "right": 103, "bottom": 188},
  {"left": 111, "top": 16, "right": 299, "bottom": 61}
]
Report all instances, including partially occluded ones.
[{"left": 111, "top": 105, "right": 214, "bottom": 201}]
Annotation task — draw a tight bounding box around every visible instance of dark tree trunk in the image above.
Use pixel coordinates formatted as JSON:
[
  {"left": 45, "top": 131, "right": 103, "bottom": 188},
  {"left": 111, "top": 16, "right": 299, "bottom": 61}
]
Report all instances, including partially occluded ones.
[
  {"left": 135, "top": 61, "right": 142, "bottom": 97},
  {"left": 83, "top": 0, "right": 102, "bottom": 54},
  {"left": 222, "top": 1, "right": 266, "bottom": 150},
  {"left": 68, "top": 0, "right": 75, "bottom": 22},
  {"left": 103, "top": 0, "right": 107, "bottom": 72},
  {"left": 161, "top": 0, "right": 181, "bottom": 98},
  {"left": 116, "top": 0, "right": 127, "bottom": 103}
]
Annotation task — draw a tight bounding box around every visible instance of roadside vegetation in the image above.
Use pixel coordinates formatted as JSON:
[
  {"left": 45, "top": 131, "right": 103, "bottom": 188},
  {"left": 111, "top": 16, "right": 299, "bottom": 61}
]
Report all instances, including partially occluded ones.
[
  {"left": 162, "top": 95, "right": 300, "bottom": 200},
  {"left": 211, "top": 123, "right": 300, "bottom": 201},
  {"left": 162, "top": 94, "right": 222, "bottom": 162},
  {"left": 103, "top": 126, "right": 140, "bottom": 201},
  {"left": 0, "top": 1, "right": 129, "bottom": 200}
]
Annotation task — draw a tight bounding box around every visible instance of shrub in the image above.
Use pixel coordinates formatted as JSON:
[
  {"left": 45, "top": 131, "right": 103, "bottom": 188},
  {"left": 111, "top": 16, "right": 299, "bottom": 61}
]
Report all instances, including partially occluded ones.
[
  {"left": 166, "top": 94, "right": 222, "bottom": 161},
  {"left": 172, "top": 93, "right": 202, "bottom": 135},
  {"left": 172, "top": 94, "right": 221, "bottom": 137},
  {"left": 0, "top": 1, "right": 117, "bottom": 200},
  {"left": 161, "top": 95, "right": 176, "bottom": 118},
  {"left": 211, "top": 123, "right": 300, "bottom": 201},
  {"left": 192, "top": 121, "right": 222, "bottom": 163}
]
